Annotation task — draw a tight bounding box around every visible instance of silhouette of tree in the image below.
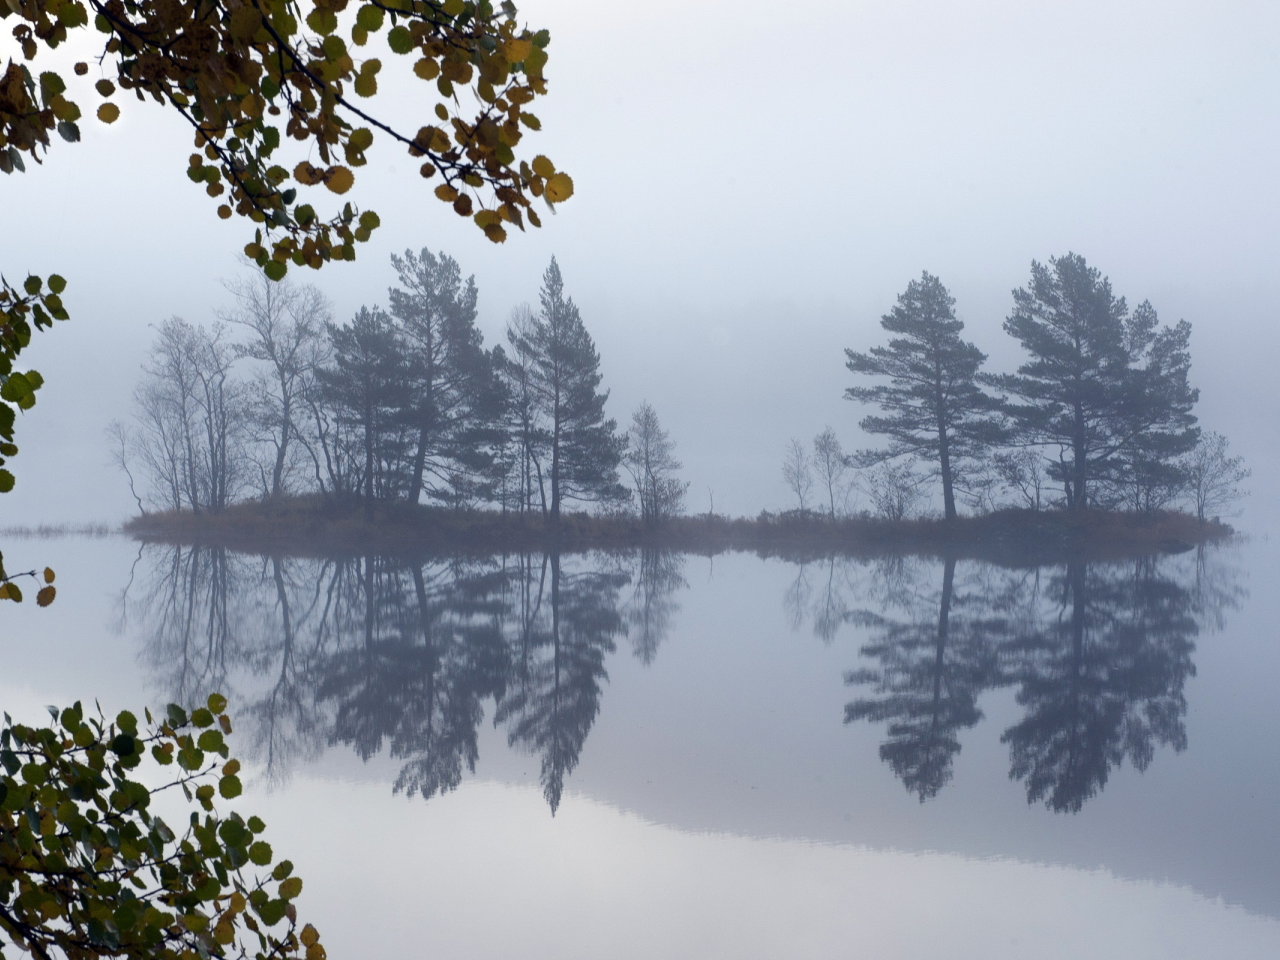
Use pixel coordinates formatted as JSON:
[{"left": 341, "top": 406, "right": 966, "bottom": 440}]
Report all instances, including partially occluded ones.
[
  {"left": 624, "top": 550, "right": 687, "bottom": 664},
  {"left": 1000, "top": 559, "right": 1198, "bottom": 812},
  {"left": 844, "top": 559, "right": 1004, "bottom": 800},
  {"left": 494, "top": 553, "right": 628, "bottom": 812}
]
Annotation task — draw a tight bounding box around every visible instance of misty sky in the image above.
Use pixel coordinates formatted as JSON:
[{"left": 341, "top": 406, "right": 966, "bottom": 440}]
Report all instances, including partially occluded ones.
[{"left": 2, "top": 0, "right": 1277, "bottom": 524}]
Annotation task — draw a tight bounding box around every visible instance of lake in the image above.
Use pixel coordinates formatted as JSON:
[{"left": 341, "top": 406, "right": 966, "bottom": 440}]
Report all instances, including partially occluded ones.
[{"left": 2, "top": 532, "right": 1277, "bottom": 959}]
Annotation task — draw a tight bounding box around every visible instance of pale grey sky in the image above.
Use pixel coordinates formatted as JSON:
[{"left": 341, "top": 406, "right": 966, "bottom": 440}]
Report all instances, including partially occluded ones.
[{"left": 2, "top": 0, "right": 1277, "bottom": 523}]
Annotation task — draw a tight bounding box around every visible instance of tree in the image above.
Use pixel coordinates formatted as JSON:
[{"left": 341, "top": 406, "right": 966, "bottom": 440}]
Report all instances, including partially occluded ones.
[
  {"left": 3, "top": 0, "right": 573, "bottom": 275},
  {"left": 861, "top": 461, "right": 923, "bottom": 521},
  {"left": 1, "top": 0, "right": 579, "bottom": 599},
  {"left": 1182, "top": 431, "right": 1249, "bottom": 521},
  {"left": 0, "top": 695, "right": 328, "bottom": 960},
  {"left": 623, "top": 401, "right": 687, "bottom": 526},
  {"left": 995, "top": 254, "right": 1198, "bottom": 511},
  {"left": 845, "top": 272, "right": 1003, "bottom": 520},
  {"left": 781, "top": 439, "right": 812, "bottom": 512},
  {"left": 518, "top": 258, "right": 625, "bottom": 521},
  {"left": 315, "top": 306, "right": 411, "bottom": 518},
  {"left": 387, "top": 247, "right": 497, "bottom": 506},
  {"left": 127, "top": 317, "right": 248, "bottom": 514},
  {"left": 811, "top": 427, "right": 848, "bottom": 521},
  {"left": 498, "top": 303, "right": 548, "bottom": 515},
  {"left": 222, "top": 271, "right": 330, "bottom": 499},
  {"left": 1110, "top": 302, "right": 1199, "bottom": 511}
]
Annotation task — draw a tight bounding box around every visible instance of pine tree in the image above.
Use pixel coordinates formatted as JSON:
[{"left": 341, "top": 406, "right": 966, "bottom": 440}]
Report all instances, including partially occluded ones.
[
  {"left": 845, "top": 272, "right": 1003, "bottom": 520},
  {"left": 517, "top": 258, "right": 625, "bottom": 521},
  {"left": 387, "top": 247, "right": 498, "bottom": 506},
  {"left": 316, "top": 307, "right": 411, "bottom": 518},
  {"left": 996, "top": 254, "right": 1197, "bottom": 511}
]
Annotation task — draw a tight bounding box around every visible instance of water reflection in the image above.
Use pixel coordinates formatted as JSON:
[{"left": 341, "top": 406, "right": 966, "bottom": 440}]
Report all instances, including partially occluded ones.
[
  {"left": 837, "top": 547, "right": 1242, "bottom": 811},
  {"left": 122, "top": 548, "right": 685, "bottom": 813},
  {"left": 121, "top": 542, "right": 1240, "bottom": 815}
]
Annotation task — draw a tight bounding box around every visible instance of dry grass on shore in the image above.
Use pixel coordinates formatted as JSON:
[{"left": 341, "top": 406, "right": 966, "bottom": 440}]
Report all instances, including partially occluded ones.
[{"left": 123, "top": 495, "right": 1231, "bottom": 566}]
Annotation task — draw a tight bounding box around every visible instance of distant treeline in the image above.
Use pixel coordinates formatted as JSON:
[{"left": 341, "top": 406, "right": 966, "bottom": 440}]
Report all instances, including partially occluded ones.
[
  {"left": 112, "top": 250, "right": 1248, "bottom": 529},
  {"left": 113, "top": 253, "right": 686, "bottom": 525}
]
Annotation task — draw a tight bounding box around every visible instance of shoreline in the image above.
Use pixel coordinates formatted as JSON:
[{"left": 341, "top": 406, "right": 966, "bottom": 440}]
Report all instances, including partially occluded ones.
[{"left": 122, "top": 496, "right": 1232, "bottom": 566}]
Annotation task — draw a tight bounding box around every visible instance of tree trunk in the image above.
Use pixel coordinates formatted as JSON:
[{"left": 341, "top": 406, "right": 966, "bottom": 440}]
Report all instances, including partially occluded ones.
[
  {"left": 938, "top": 425, "right": 956, "bottom": 520},
  {"left": 364, "top": 401, "right": 375, "bottom": 522}
]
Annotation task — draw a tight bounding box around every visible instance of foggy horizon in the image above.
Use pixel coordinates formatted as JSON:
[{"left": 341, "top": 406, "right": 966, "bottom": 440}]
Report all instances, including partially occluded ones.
[{"left": 2, "top": 0, "right": 1277, "bottom": 526}]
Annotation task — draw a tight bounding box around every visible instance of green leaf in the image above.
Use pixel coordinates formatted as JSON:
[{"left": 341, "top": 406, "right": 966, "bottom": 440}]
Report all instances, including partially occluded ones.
[
  {"left": 46, "top": 275, "right": 66, "bottom": 294},
  {"left": 356, "top": 4, "right": 384, "bottom": 30},
  {"left": 206, "top": 693, "right": 228, "bottom": 713},
  {"left": 218, "top": 819, "right": 247, "bottom": 847},
  {"left": 218, "top": 774, "right": 242, "bottom": 799},
  {"left": 116, "top": 710, "right": 138, "bottom": 735},
  {"left": 190, "top": 708, "right": 214, "bottom": 728},
  {"left": 257, "top": 899, "right": 287, "bottom": 926},
  {"left": 0, "top": 471, "right": 14, "bottom": 493},
  {"left": 248, "top": 841, "right": 272, "bottom": 866},
  {"left": 387, "top": 26, "right": 414, "bottom": 54},
  {"left": 264, "top": 261, "right": 287, "bottom": 282}
]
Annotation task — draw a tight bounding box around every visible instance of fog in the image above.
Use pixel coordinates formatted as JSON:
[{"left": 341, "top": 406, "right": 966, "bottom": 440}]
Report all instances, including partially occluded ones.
[{"left": 2, "top": 0, "right": 1277, "bottom": 525}]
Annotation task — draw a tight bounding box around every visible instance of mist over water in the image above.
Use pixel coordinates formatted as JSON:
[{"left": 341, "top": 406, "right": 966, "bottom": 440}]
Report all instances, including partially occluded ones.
[{"left": 3, "top": 1, "right": 1278, "bottom": 957}]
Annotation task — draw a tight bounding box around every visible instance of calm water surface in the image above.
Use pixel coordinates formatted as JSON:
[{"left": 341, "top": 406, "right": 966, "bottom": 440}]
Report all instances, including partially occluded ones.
[{"left": 2, "top": 532, "right": 1278, "bottom": 959}]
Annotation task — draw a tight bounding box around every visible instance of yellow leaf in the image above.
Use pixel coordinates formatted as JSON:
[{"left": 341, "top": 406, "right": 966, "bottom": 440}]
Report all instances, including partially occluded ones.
[
  {"left": 323, "top": 167, "right": 355, "bottom": 194},
  {"left": 531, "top": 154, "right": 555, "bottom": 179},
  {"left": 473, "top": 210, "right": 501, "bottom": 228},
  {"left": 213, "top": 921, "right": 235, "bottom": 945},
  {"left": 36, "top": 585, "right": 56, "bottom": 607},
  {"left": 300, "top": 925, "right": 321, "bottom": 947},
  {"left": 483, "top": 223, "right": 507, "bottom": 244},
  {"left": 42, "top": 567, "right": 54, "bottom": 583},
  {"left": 544, "top": 172, "right": 574, "bottom": 203},
  {"left": 294, "top": 161, "right": 324, "bottom": 186},
  {"left": 354, "top": 73, "right": 377, "bottom": 97},
  {"left": 434, "top": 184, "right": 459, "bottom": 202},
  {"left": 414, "top": 58, "right": 440, "bottom": 80},
  {"left": 97, "top": 102, "right": 120, "bottom": 124},
  {"left": 503, "top": 39, "right": 533, "bottom": 63}
]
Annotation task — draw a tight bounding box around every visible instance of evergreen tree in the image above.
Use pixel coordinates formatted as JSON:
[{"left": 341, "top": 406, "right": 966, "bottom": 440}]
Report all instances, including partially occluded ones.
[
  {"left": 316, "top": 307, "right": 412, "bottom": 518},
  {"left": 845, "top": 272, "right": 1002, "bottom": 520},
  {"left": 387, "top": 248, "right": 500, "bottom": 506},
  {"left": 995, "top": 254, "right": 1197, "bottom": 511},
  {"left": 1112, "top": 302, "right": 1199, "bottom": 511},
  {"left": 518, "top": 258, "right": 625, "bottom": 521}
]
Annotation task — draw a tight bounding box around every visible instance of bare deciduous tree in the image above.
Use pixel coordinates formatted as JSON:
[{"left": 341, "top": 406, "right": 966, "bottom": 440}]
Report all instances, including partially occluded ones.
[
  {"left": 782, "top": 439, "right": 814, "bottom": 512},
  {"left": 812, "top": 427, "right": 849, "bottom": 521},
  {"left": 624, "top": 401, "right": 688, "bottom": 526},
  {"left": 1182, "top": 431, "right": 1249, "bottom": 521},
  {"left": 221, "top": 270, "right": 330, "bottom": 499},
  {"left": 862, "top": 461, "right": 924, "bottom": 521},
  {"left": 130, "top": 317, "right": 247, "bottom": 513}
]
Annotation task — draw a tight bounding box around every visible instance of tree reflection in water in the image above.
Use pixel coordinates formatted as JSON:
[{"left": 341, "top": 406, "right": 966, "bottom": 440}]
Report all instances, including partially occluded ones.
[
  {"left": 125, "top": 543, "right": 1238, "bottom": 815},
  {"left": 838, "top": 548, "right": 1242, "bottom": 812},
  {"left": 125, "top": 547, "right": 683, "bottom": 813}
]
